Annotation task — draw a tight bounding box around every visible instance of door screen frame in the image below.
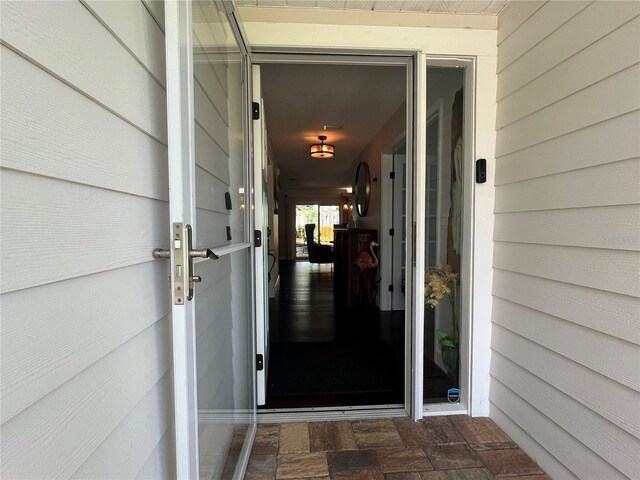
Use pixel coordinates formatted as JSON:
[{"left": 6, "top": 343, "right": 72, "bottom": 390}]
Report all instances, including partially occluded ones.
[
  {"left": 252, "top": 49, "right": 420, "bottom": 419},
  {"left": 164, "top": 1, "right": 257, "bottom": 478}
]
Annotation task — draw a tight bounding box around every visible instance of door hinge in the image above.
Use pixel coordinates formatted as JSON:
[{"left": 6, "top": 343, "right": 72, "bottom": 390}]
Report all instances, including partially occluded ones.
[
  {"left": 226, "top": 226, "right": 232, "bottom": 241},
  {"left": 390, "top": 171, "right": 395, "bottom": 179},
  {"left": 389, "top": 228, "right": 394, "bottom": 236},
  {"left": 388, "top": 284, "right": 394, "bottom": 292},
  {"left": 254, "top": 229, "right": 262, "bottom": 247},
  {"left": 256, "top": 354, "right": 264, "bottom": 371},
  {"left": 252, "top": 102, "right": 260, "bottom": 120}
]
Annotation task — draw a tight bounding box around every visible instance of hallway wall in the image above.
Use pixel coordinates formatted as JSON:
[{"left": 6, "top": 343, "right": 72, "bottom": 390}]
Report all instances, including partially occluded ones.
[
  {"left": 491, "top": 2, "right": 640, "bottom": 478},
  {"left": 353, "top": 102, "right": 406, "bottom": 233},
  {"left": 0, "top": 1, "right": 174, "bottom": 478}
]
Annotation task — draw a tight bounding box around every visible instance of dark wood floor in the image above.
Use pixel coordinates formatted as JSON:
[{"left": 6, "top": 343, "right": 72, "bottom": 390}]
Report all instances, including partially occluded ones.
[
  {"left": 263, "top": 261, "right": 455, "bottom": 409},
  {"left": 265, "top": 261, "right": 404, "bottom": 408}
]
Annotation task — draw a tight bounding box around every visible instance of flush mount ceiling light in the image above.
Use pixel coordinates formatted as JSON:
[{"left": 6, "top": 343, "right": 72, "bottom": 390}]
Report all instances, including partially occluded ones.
[{"left": 310, "top": 135, "right": 335, "bottom": 158}]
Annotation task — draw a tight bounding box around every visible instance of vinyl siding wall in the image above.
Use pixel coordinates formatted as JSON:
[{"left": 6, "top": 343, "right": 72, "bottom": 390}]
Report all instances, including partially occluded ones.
[
  {"left": 491, "top": 1, "right": 640, "bottom": 479},
  {"left": 0, "top": 1, "right": 174, "bottom": 478}
]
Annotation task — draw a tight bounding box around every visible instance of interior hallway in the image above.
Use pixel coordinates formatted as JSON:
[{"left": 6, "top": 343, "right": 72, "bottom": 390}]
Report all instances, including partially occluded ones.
[{"left": 246, "top": 416, "right": 547, "bottom": 479}]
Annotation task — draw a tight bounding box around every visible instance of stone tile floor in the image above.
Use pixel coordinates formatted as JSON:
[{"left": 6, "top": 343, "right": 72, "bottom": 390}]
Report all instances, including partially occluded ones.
[{"left": 246, "top": 416, "right": 548, "bottom": 479}]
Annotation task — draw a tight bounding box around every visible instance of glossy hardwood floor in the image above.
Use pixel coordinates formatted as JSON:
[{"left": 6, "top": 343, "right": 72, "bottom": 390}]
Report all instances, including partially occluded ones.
[
  {"left": 263, "top": 261, "right": 455, "bottom": 409},
  {"left": 264, "top": 261, "right": 405, "bottom": 409}
]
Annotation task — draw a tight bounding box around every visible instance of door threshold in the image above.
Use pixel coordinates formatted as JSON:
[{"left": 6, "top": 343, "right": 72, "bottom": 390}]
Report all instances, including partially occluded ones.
[
  {"left": 257, "top": 404, "right": 406, "bottom": 423},
  {"left": 422, "top": 403, "right": 468, "bottom": 416}
]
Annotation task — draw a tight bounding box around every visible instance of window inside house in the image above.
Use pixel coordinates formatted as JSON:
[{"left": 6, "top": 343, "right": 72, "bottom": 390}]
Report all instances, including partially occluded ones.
[{"left": 295, "top": 204, "right": 340, "bottom": 258}]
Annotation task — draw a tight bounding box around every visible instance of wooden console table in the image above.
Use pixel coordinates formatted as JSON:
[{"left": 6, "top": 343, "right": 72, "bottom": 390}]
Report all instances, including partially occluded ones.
[{"left": 333, "top": 228, "right": 378, "bottom": 306}]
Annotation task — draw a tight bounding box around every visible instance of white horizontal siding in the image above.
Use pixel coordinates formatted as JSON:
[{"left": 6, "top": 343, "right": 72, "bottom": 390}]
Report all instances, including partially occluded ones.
[
  {"left": 497, "top": 15, "right": 640, "bottom": 129},
  {"left": 493, "top": 270, "right": 640, "bottom": 344},
  {"left": 494, "top": 204, "right": 640, "bottom": 251},
  {"left": 490, "top": 406, "right": 579, "bottom": 480},
  {"left": 491, "top": 376, "right": 627, "bottom": 479},
  {"left": 1, "top": 319, "right": 171, "bottom": 479},
  {"left": 496, "top": 64, "right": 640, "bottom": 157},
  {"left": 493, "top": 297, "right": 639, "bottom": 391},
  {"left": 496, "top": 1, "right": 589, "bottom": 73},
  {"left": 492, "top": 326, "right": 640, "bottom": 440},
  {"left": 492, "top": 2, "right": 640, "bottom": 479},
  {"left": 0, "top": 0, "right": 167, "bottom": 143},
  {"left": 0, "top": 262, "right": 169, "bottom": 424},
  {"left": 0, "top": 1, "right": 173, "bottom": 478},
  {"left": 496, "top": 1, "right": 640, "bottom": 101},
  {"left": 83, "top": 0, "right": 166, "bottom": 84},
  {"left": 0, "top": 169, "right": 169, "bottom": 293},
  {"left": 491, "top": 353, "right": 640, "bottom": 479},
  {"left": 495, "top": 159, "right": 640, "bottom": 213},
  {"left": 71, "top": 371, "right": 173, "bottom": 479},
  {"left": 495, "top": 110, "right": 640, "bottom": 185},
  {"left": 493, "top": 242, "right": 640, "bottom": 297},
  {"left": 137, "top": 426, "right": 176, "bottom": 480},
  {"left": 0, "top": 46, "right": 168, "bottom": 201},
  {"left": 142, "top": 0, "right": 165, "bottom": 31},
  {"left": 496, "top": 0, "right": 545, "bottom": 44}
]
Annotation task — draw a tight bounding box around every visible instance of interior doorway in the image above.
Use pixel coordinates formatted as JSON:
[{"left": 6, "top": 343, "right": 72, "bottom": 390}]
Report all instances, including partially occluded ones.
[{"left": 253, "top": 56, "right": 411, "bottom": 411}]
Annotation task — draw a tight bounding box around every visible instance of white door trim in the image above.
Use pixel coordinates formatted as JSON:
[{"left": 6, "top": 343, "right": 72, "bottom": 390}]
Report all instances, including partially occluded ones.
[{"left": 420, "top": 55, "right": 477, "bottom": 416}]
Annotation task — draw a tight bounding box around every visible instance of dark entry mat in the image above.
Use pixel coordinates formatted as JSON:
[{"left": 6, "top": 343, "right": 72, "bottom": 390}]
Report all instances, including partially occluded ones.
[{"left": 267, "top": 341, "right": 401, "bottom": 397}]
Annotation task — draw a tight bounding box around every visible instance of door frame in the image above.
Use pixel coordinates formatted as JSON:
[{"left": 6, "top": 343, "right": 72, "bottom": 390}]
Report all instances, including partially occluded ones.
[
  {"left": 164, "top": 1, "right": 257, "bottom": 478},
  {"left": 252, "top": 49, "right": 420, "bottom": 419},
  {"left": 420, "top": 56, "right": 477, "bottom": 416}
]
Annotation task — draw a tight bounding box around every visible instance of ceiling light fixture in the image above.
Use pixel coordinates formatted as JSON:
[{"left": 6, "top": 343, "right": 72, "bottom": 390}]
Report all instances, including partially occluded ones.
[{"left": 310, "top": 135, "right": 335, "bottom": 158}]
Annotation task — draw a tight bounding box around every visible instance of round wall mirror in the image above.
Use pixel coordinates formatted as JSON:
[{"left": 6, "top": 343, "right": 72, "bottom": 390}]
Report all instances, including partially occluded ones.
[{"left": 354, "top": 162, "right": 371, "bottom": 217}]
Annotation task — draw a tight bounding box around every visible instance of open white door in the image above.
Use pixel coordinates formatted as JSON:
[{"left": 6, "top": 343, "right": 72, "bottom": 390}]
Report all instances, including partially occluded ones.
[
  {"left": 163, "top": 1, "right": 256, "bottom": 478},
  {"left": 392, "top": 149, "right": 407, "bottom": 311},
  {"left": 252, "top": 65, "right": 270, "bottom": 406}
]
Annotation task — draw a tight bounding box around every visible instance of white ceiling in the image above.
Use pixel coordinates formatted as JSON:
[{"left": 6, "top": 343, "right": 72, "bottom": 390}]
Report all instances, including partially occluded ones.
[
  {"left": 259, "top": 63, "right": 406, "bottom": 190},
  {"left": 237, "top": 0, "right": 508, "bottom": 15}
]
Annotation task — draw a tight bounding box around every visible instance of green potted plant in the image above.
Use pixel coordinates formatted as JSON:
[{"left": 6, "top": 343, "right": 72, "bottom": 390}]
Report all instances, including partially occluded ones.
[{"left": 425, "top": 263, "right": 459, "bottom": 379}]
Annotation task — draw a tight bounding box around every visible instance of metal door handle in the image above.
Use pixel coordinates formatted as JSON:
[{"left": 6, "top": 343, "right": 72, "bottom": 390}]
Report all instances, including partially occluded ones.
[
  {"left": 152, "top": 224, "right": 218, "bottom": 304},
  {"left": 190, "top": 249, "right": 219, "bottom": 260}
]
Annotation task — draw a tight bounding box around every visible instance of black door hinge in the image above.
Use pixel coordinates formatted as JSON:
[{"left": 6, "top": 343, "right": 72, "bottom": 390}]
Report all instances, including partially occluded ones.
[
  {"left": 252, "top": 102, "right": 260, "bottom": 120},
  {"left": 388, "top": 285, "right": 394, "bottom": 292},
  {"left": 390, "top": 171, "right": 395, "bottom": 179},
  {"left": 389, "top": 228, "right": 394, "bottom": 236},
  {"left": 254, "top": 229, "right": 262, "bottom": 247},
  {"left": 256, "top": 354, "right": 264, "bottom": 371},
  {"left": 226, "top": 226, "right": 232, "bottom": 241}
]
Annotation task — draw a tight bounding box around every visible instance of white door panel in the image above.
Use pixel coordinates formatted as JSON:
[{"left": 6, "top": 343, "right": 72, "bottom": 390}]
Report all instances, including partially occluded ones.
[{"left": 253, "top": 65, "right": 270, "bottom": 406}]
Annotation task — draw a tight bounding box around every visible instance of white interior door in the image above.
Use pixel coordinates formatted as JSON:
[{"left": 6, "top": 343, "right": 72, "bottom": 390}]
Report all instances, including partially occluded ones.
[
  {"left": 253, "top": 65, "right": 270, "bottom": 406},
  {"left": 392, "top": 151, "right": 407, "bottom": 310},
  {"left": 164, "top": 1, "right": 256, "bottom": 478}
]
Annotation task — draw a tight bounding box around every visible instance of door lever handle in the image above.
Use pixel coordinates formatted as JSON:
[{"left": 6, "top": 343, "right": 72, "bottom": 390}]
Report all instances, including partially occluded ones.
[
  {"left": 190, "top": 248, "right": 219, "bottom": 260},
  {"left": 152, "top": 248, "right": 219, "bottom": 261},
  {"left": 152, "top": 224, "right": 219, "bottom": 304}
]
